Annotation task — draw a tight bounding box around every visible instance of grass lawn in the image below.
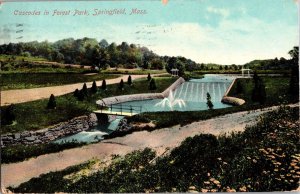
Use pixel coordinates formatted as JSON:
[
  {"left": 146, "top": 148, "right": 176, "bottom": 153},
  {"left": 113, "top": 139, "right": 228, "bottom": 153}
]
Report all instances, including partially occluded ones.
[
  {"left": 1, "top": 77, "right": 177, "bottom": 134},
  {"left": 228, "top": 76, "right": 295, "bottom": 104},
  {"left": 1, "top": 73, "right": 120, "bottom": 90}
]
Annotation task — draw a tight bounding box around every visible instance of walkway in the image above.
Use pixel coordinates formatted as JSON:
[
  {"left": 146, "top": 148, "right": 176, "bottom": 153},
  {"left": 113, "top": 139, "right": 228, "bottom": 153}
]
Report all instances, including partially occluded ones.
[
  {"left": 0, "top": 74, "right": 166, "bottom": 106},
  {"left": 2, "top": 104, "right": 296, "bottom": 188}
]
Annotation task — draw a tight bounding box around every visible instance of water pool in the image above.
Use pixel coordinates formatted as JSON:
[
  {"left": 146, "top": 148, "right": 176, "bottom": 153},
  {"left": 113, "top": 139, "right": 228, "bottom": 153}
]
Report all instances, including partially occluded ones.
[{"left": 55, "top": 74, "right": 236, "bottom": 143}]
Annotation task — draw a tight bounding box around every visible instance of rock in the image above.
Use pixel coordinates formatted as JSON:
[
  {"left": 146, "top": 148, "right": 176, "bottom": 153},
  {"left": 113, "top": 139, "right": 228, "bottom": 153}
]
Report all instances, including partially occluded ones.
[
  {"left": 14, "top": 133, "right": 21, "bottom": 139},
  {"left": 25, "top": 136, "right": 36, "bottom": 142}
]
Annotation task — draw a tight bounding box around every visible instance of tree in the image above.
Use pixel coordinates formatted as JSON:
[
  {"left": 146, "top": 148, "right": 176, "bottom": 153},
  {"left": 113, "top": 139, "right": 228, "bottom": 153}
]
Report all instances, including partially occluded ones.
[
  {"left": 147, "top": 73, "right": 151, "bottom": 81},
  {"left": 1, "top": 104, "right": 16, "bottom": 125},
  {"left": 47, "top": 94, "right": 56, "bottom": 109},
  {"left": 101, "top": 79, "right": 107, "bottom": 90},
  {"left": 127, "top": 75, "right": 132, "bottom": 85},
  {"left": 206, "top": 92, "right": 214, "bottom": 110},
  {"left": 119, "top": 79, "right": 124, "bottom": 90},
  {"left": 251, "top": 72, "right": 266, "bottom": 104},
  {"left": 74, "top": 89, "right": 79, "bottom": 97},
  {"left": 77, "top": 90, "right": 85, "bottom": 101},
  {"left": 91, "top": 81, "right": 97, "bottom": 93},
  {"left": 82, "top": 83, "right": 88, "bottom": 96},
  {"left": 288, "top": 46, "right": 299, "bottom": 97},
  {"left": 149, "top": 79, "right": 157, "bottom": 90}
]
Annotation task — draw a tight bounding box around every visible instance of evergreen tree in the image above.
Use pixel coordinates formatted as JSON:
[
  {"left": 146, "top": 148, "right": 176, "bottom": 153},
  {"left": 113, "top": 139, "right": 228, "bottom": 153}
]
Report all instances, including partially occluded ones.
[
  {"left": 73, "top": 89, "right": 79, "bottom": 97},
  {"left": 289, "top": 64, "right": 299, "bottom": 97},
  {"left": 206, "top": 92, "right": 214, "bottom": 110},
  {"left": 77, "top": 90, "right": 85, "bottom": 101},
  {"left": 82, "top": 83, "right": 88, "bottom": 96},
  {"left": 101, "top": 79, "right": 107, "bottom": 90},
  {"left": 1, "top": 104, "right": 16, "bottom": 125},
  {"left": 147, "top": 73, "right": 151, "bottom": 81},
  {"left": 127, "top": 75, "right": 132, "bottom": 85},
  {"left": 47, "top": 94, "right": 56, "bottom": 109},
  {"left": 119, "top": 79, "right": 124, "bottom": 90},
  {"left": 149, "top": 78, "right": 157, "bottom": 90},
  {"left": 91, "top": 80, "right": 97, "bottom": 93}
]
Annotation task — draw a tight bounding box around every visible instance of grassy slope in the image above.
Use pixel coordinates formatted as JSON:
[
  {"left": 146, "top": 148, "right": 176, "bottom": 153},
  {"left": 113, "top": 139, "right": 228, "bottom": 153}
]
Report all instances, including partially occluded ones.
[
  {"left": 10, "top": 106, "right": 299, "bottom": 193},
  {"left": 1, "top": 77, "right": 177, "bottom": 134},
  {"left": 1, "top": 73, "right": 119, "bottom": 90}
]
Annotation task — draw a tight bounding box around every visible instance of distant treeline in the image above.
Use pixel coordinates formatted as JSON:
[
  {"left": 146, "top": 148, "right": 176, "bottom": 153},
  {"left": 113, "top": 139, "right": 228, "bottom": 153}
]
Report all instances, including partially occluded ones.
[{"left": 0, "top": 38, "right": 298, "bottom": 72}]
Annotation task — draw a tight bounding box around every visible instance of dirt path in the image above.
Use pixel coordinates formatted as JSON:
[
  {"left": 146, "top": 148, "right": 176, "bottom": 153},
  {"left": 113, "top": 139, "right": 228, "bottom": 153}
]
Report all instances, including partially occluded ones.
[
  {"left": 1, "top": 105, "right": 287, "bottom": 188},
  {"left": 1, "top": 74, "right": 166, "bottom": 106}
]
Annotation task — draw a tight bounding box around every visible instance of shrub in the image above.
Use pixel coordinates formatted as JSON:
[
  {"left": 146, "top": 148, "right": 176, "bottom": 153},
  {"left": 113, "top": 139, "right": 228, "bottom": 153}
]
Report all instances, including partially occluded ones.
[
  {"left": 128, "top": 75, "right": 132, "bottom": 85},
  {"left": 47, "top": 94, "right": 56, "bottom": 109},
  {"left": 73, "top": 89, "right": 79, "bottom": 97},
  {"left": 206, "top": 92, "right": 213, "bottom": 109},
  {"left": 1, "top": 104, "right": 16, "bottom": 125},
  {"left": 147, "top": 73, "right": 151, "bottom": 81},
  {"left": 236, "top": 80, "right": 243, "bottom": 94},
  {"left": 77, "top": 90, "right": 85, "bottom": 101},
  {"left": 119, "top": 79, "right": 124, "bottom": 90},
  {"left": 251, "top": 72, "right": 266, "bottom": 104},
  {"left": 149, "top": 78, "right": 157, "bottom": 90},
  {"left": 82, "top": 83, "right": 88, "bottom": 96},
  {"left": 101, "top": 79, "right": 107, "bottom": 90},
  {"left": 91, "top": 81, "right": 97, "bottom": 93}
]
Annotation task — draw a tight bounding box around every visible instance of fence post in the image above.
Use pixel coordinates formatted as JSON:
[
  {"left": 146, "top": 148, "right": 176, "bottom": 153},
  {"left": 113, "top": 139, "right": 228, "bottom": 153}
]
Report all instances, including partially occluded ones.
[
  {"left": 130, "top": 105, "right": 132, "bottom": 115},
  {"left": 110, "top": 104, "right": 112, "bottom": 113}
]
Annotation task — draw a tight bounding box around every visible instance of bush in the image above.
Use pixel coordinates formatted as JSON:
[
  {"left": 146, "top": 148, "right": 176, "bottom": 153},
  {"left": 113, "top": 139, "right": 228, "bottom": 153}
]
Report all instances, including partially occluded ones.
[
  {"left": 251, "top": 72, "right": 266, "bottom": 104},
  {"left": 73, "top": 89, "right": 79, "bottom": 97},
  {"left": 47, "top": 94, "right": 56, "bottom": 109},
  {"left": 206, "top": 92, "right": 213, "bottom": 110},
  {"left": 119, "top": 79, "right": 124, "bottom": 90},
  {"left": 101, "top": 79, "right": 107, "bottom": 90},
  {"left": 128, "top": 75, "right": 132, "bottom": 85},
  {"left": 149, "top": 78, "right": 157, "bottom": 90},
  {"left": 91, "top": 80, "right": 97, "bottom": 93},
  {"left": 82, "top": 83, "right": 88, "bottom": 96},
  {"left": 147, "top": 73, "right": 151, "bottom": 81},
  {"left": 1, "top": 104, "right": 16, "bottom": 125},
  {"left": 77, "top": 90, "right": 85, "bottom": 101}
]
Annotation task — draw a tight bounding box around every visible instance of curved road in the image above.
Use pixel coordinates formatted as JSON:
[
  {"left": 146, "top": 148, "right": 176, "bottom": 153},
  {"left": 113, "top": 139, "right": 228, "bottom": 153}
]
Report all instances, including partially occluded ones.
[
  {"left": 1, "top": 74, "right": 166, "bottom": 106},
  {"left": 2, "top": 104, "right": 296, "bottom": 188}
]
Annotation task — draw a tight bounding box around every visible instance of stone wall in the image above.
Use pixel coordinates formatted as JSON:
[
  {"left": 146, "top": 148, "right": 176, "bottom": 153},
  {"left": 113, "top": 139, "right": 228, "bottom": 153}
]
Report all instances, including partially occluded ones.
[
  {"left": 96, "top": 77, "right": 185, "bottom": 106},
  {"left": 1, "top": 114, "right": 97, "bottom": 147}
]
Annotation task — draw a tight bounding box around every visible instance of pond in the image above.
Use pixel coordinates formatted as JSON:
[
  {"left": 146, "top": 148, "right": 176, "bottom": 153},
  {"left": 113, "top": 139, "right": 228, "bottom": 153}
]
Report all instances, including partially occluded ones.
[{"left": 55, "top": 74, "right": 236, "bottom": 144}]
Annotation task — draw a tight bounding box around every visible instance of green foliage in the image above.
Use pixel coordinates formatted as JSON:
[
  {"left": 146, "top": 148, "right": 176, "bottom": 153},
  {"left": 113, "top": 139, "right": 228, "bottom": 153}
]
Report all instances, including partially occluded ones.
[
  {"left": 149, "top": 79, "right": 157, "bottom": 90},
  {"left": 91, "top": 81, "right": 97, "bottom": 93},
  {"left": 11, "top": 107, "right": 300, "bottom": 192},
  {"left": 127, "top": 75, "right": 132, "bottom": 85},
  {"left": 2, "top": 141, "right": 86, "bottom": 164},
  {"left": 147, "top": 73, "right": 151, "bottom": 81},
  {"left": 101, "top": 79, "right": 107, "bottom": 90},
  {"left": 82, "top": 83, "right": 88, "bottom": 96},
  {"left": 47, "top": 94, "right": 56, "bottom": 109},
  {"left": 73, "top": 89, "right": 79, "bottom": 97},
  {"left": 206, "top": 92, "right": 214, "bottom": 110},
  {"left": 77, "top": 90, "right": 85, "bottom": 101},
  {"left": 119, "top": 79, "right": 124, "bottom": 90},
  {"left": 1, "top": 104, "right": 16, "bottom": 125}
]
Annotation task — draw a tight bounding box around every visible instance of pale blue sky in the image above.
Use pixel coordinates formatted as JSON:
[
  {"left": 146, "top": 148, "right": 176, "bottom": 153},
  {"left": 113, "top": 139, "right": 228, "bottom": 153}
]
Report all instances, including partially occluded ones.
[{"left": 0, "top": 0, "right": 298, "bottom": 64}]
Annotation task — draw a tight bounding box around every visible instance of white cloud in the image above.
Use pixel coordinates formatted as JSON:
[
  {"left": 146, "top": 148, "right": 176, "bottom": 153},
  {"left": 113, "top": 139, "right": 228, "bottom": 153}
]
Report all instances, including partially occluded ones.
[{"left": 207, "top": 6, "right": 230, "bottom": 18}]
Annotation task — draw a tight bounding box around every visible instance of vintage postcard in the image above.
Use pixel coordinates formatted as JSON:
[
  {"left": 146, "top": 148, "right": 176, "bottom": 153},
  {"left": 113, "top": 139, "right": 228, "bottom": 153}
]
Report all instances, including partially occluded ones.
[{"left": 0, "top": 0, "right": 299, "bottom": 193}]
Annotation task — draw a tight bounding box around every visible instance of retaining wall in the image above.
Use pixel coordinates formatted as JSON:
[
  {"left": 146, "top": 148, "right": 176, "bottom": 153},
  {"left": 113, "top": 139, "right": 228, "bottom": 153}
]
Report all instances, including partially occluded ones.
[
  {"left": 96, "top": 77, "right": 185, "bottom": 106},
  {"left": 221, "top": 78, "right": 245, "bottom": 106},
  {"left": 1, "top": 114, "right": 97, "bottom": 147}
]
